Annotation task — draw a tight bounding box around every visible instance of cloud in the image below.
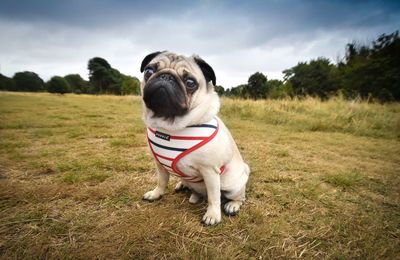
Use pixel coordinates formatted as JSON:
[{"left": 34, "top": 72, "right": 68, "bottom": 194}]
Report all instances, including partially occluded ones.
[{"left": 0, "top": 0, "right": 399, "bottom": 88}]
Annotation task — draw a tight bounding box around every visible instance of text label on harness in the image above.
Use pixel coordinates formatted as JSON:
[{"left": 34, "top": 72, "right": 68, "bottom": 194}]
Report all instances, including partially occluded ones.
[{"left": 155, "top": 131, "right": 171, "bottom": 141}]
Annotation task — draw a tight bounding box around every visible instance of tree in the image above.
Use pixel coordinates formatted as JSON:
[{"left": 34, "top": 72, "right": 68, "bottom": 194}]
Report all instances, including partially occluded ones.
[
  {"left": 339, "top": 31, "right": 400, "bottom": 101},
  {"left": 283, "top": 58, "right": 340, "bottom": 100},
  {"left": 106, "top": 68, "right": 124, "bottom": 94},
  {"left": 266, "top": 79, "right": 291, "bottom": 99},
  {"left": 13, "top": 71, "right": 45, "bottom": 92},
  {"left": 226, "top": 84, "right": 247, "bottom": 98},
  {"left": 245, "top": 72, "right": 268, "bottom": 99},
  {"left": 64, "top": 74, "right": 89, "bottom": 94},
  {"left": 0, "top": 74, "right": 16, "bottom": 91},
  {"left": 47, "top": 76, "right": 70, "bottom": 94},
  {"left": 87, "top": 57, "right": 130, "bottom": 95},
  {"left": 214, "top": 85, "right": 225, "bottom": 96},
  {"left": 88, "top": 57, "right": 124, "bottom": 94},
  {"left": 121, "top": 76, "right": 141, "bottom": 95},
  {"left": 88, "top": 57, "right": 110, "bottom": 93}
]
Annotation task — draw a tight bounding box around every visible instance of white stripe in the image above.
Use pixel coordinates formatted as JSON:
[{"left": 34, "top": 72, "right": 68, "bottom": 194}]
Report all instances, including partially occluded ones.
[
  {"left": 150, "top": 143, "right": 181, "bottom": 158},
  {"left": 147, "top": 129, "right": 203, "bottom": 149},
  {"left": 148, "top": 117, "right": 218, "bottom": 182},
  {"left": 173, "top": 127, "right": 215, "bottom": 137},
  {"left": 149, "top": 118, "right": 218, "bottom": 138}
]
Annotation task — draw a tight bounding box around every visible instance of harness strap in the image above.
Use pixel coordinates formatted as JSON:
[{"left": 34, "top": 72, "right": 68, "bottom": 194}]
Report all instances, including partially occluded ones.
[{"left": 146, "top": 118, "right": 225, "bottom": 182}]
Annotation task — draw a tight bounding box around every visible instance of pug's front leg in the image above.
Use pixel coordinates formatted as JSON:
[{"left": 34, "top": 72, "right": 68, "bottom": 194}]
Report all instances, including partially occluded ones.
[
  {"left": 143, "top": 162, "right": 170, "bottom": 201},
  {"left": 201, "top": 168, "right": 221, "bottom": 225}
]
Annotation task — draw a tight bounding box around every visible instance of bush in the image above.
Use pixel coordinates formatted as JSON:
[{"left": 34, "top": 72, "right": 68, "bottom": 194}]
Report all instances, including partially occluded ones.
[
  {"left": 64, "top": 74, "right": 90, "bottom": 94},
  {"left": 13, "top": 71, "right": 45, "bottom": 92},
  {"left": 47, "top": 76, "right": 71, "bottom": 94},
  {"left": 0, "top": 74, "right": 16, "bottom": 91},
  {"left": 121, "top": 76, "right": 141, "bottom": 95}
]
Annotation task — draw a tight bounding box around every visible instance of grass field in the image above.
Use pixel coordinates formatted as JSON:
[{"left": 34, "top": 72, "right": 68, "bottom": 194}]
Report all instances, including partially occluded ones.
[{"left": 0, "top": 92, "right": 399, "bottom": 259}]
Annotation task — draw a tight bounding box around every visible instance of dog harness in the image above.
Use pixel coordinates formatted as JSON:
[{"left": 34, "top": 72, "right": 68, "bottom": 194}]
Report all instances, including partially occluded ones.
[{"left": 147, "top": 117, "right": 225, "bottom": 182}]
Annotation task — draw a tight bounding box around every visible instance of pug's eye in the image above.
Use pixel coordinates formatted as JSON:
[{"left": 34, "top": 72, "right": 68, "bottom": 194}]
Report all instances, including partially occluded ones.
[
  {"left": 185, "top": 78, "right": 197, "bottom": 89},
  {"left": 144, "top": 67, "right": 155, "bottom": 80}
]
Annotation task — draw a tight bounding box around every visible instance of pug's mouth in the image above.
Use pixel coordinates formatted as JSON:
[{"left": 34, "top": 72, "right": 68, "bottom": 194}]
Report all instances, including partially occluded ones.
[{"left": 143, "top": 73, "right": 188, "bottom": 119}]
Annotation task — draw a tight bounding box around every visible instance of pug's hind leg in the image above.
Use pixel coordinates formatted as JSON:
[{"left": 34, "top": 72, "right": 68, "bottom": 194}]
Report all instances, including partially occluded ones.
[
  {"left": 223, "top": 185, "right": 246, "bottom": 216},
  {"left": 189, "top": 192, "right": 202, "bottom": 204},
  {"left": 224, "top": 201, "right": 243, "bottom": 216},
  {"left": 143, "top": 162, "right": 170, "bottom": 201},
  {"left": 174, "top": 181, "right": 189, "bottom": 192}
]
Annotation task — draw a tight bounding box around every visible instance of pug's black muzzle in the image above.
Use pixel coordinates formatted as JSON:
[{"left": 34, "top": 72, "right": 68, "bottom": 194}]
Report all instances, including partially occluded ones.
[{"left": 143, "top": 73, "right": 188, "bottom": 118}]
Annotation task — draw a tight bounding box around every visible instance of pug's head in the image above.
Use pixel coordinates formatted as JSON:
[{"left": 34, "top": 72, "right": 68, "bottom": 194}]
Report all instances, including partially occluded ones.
[{"left": 140, "top": 51, "right": 219, "bottom": 128}]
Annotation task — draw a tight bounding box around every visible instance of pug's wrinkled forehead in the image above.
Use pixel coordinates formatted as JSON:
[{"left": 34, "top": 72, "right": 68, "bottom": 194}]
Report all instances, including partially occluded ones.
[
  {"left": 153, "top": 53, "right": 203, "bottom": 83},
  {"left": 140, "top": 51, "right": 216, "bottom": 87}
]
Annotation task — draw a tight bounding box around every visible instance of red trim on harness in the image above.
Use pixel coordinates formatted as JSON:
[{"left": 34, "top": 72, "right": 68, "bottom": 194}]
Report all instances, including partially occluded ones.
[
  {"left": 171, "top": 119, "right": 225, "bottom": 178},
  {"left": 147, "top": 132, "right": 186, "bottom": 178},
  {"left": 146, "top": 118, "right": 226, "bottom": 182}
]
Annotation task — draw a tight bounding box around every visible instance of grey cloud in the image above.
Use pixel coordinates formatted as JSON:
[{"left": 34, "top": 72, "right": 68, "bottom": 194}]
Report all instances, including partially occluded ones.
[{"left": 0, "top": 0, "right": 399, "bottom": 88}]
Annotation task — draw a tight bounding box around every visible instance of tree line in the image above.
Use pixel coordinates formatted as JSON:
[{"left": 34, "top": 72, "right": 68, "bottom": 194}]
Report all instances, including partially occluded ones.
[
  {"left": 0, "top": 57, "right": 141, "bottom": 95},
  {"left": 219, "top": 31, "right": 400, "bottom": 102},
  {"left": 1, "top": 31, "right": 399, "bottom": 102}
]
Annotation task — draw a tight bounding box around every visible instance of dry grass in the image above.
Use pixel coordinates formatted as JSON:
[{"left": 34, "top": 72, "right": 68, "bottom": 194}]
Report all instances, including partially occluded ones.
[{"left": 0, "top": 92, "right": 399, "bottom": 259}]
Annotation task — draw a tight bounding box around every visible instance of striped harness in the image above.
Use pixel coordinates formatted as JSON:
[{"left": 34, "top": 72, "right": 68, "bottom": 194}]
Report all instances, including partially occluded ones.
[{"left": 147, "top": 118, "right": 225, "bottom": 182}]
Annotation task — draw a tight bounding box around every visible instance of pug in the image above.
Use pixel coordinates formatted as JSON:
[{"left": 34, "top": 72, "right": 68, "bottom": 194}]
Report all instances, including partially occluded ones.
[{"left": 140, "top": 51, "right": 250, "bottom": 225}]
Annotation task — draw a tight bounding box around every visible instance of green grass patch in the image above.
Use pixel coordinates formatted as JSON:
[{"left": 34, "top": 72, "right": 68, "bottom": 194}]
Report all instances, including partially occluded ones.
[
  {"left": 0, "top": 92, "right": 399, "bottom": 259},
  {"left": 323, "top": 169, "right": 364, "bottom": 189},
  {"left": 66, "top": 128, "right": 85, "bottom": 138},
  {"left": 220, "top": 97, "right": 400, "bottom": 139},
  {"left": 109, "top": 138, "right": 131, "bottom": 147}
]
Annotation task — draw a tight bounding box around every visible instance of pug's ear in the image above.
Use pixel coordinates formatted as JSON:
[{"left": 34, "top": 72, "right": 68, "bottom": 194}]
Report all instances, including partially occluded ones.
[
  {"left": 193, "top": 56, "right": 216, "bottom": 86},
  {"left": 140, "top": 51, "right": 164, "bottom": 72}
]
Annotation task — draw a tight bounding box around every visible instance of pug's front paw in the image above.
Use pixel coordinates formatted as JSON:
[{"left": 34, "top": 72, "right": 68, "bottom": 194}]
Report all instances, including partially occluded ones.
[
  {"left": 143, "top": 189, "right": 163, "bottom": 201},
  {"left": 202, "top": 207, "right": 221, "bottom": 226}
]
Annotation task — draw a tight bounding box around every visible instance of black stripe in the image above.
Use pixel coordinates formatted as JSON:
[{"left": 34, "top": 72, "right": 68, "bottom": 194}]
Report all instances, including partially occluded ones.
[
  {"left": 149, "top": 139, "right": 187, "bottom": 152},
  {"left": 187, "top": 124, "right": 217, "bottom": 129},
  {"left": 159, "top": 162, "right": 172, "bottom": 169}
]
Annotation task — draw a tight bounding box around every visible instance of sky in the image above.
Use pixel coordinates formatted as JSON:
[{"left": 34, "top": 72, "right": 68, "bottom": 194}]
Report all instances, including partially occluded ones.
[{"left": 0, "top": 0, "right": 399, "bottom": 88}]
